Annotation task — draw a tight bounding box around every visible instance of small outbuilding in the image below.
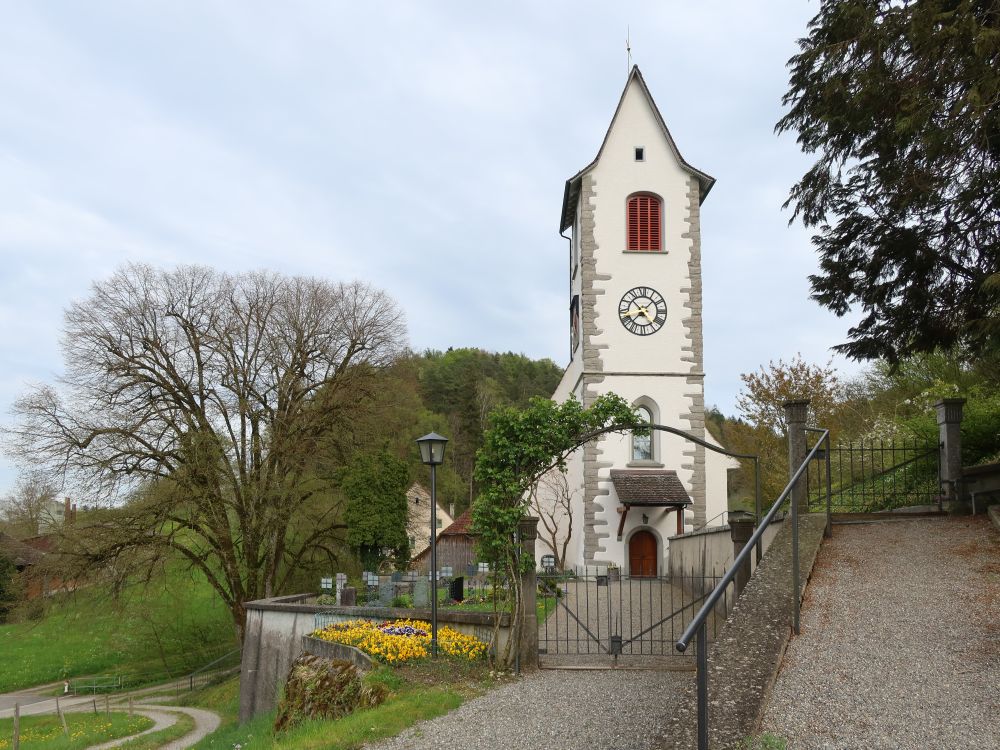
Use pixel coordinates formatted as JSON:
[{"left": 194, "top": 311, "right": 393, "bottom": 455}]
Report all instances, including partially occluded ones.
[{"left": 411, "top": 509, "right": 480, "bottom": 576}]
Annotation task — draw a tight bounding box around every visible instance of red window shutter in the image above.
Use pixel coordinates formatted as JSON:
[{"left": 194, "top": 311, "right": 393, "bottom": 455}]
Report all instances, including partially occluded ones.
[
  {"left": 628, "top": 197, "right": 640, "bottom": 250},
  {"left": 649, "top": 198, "right": 660, "bottom": 250},
  {"left": 627, "top": 194, "right": 661, "bottom": 251}
]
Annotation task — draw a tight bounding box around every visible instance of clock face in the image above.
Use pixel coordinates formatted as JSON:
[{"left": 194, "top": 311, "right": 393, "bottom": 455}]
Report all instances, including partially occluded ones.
[{"left": 619, "top": 286, "right": 667, "bottom": 336}]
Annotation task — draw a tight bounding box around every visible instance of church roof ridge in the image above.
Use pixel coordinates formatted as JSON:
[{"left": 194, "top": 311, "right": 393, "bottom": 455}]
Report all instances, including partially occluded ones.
[{"left": 559, "top": 65, "right": 715, "bottom": 232}]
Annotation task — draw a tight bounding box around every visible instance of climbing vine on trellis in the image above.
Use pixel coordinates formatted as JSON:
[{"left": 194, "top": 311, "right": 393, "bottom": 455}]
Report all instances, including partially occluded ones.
[{"left": 471, "top": 393, "right": 639, "bottom": 664}]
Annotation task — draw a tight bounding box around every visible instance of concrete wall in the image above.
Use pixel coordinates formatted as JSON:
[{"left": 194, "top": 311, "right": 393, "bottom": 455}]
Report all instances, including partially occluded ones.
[
  {"left": 239, "top": 595, "right": 320, "bottom": 721},
  {"left": 238, "top": 594, "right": 511, "bottom": 722},
  {"left": 667, "top": 515, "right": 786, "bottom": 580}
]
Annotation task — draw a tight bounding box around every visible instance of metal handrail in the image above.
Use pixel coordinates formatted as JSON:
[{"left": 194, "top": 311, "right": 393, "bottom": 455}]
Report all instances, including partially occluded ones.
[
  {"left": 68, "top": 646, "right": 240, "bottom": 696},
  {"left": 674, "top": 428, "right": 831, "bottom": 750},
  {"left": 186, "top": 648, "right": 241, "bottom": 691},
  {"left": 675, "top": 428, "right": 829, "bottom": 652}
]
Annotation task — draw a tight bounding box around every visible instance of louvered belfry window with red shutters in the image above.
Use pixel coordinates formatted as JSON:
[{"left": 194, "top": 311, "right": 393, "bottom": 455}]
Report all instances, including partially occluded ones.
[{"left": 627, "top": 194, "right": 662, "bottom": 252}]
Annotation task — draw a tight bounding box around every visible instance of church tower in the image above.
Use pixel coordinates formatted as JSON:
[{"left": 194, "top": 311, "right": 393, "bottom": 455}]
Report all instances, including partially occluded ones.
[{"left": 548, "top": 66, "right": 731, "bottom": 572}]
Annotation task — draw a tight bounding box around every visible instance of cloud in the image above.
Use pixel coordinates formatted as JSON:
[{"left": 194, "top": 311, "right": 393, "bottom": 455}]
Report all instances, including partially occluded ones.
[{"left": 0, "top": 1, "right": 866, "bottom": 493}]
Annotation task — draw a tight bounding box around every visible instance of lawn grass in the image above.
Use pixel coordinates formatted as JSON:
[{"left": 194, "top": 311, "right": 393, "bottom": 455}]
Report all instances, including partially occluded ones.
[
  {"left": 436, "top": 596, "right": 556, "bottom": 625},
  {"left": 182, "top": 658, "right": 497, "bottom": 750},
  {"left": 0, "top": 711, "right": 152, "bottom": 750},
  {"left": 0, "top": 561, "right": 236, "bottom": 692},
  {"left": 111, "top": 710, "right": 196, "bottom": 750}
]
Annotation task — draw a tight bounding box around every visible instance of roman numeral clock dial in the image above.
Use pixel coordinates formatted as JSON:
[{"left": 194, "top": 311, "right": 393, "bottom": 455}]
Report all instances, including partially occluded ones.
[{"left": 619, "top": 286, "right": 667, "bottom": 336}]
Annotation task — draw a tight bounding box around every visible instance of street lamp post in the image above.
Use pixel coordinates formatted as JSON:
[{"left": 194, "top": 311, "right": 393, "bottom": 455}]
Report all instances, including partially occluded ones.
[{"left": 416, "top": 431, "right": 448, "bottom": 657}]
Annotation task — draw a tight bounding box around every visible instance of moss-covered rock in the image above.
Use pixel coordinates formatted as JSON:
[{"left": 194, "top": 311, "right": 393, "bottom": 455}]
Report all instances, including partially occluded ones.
[{"left": 274, "top": 654, "right": 387, "bottom": 732}]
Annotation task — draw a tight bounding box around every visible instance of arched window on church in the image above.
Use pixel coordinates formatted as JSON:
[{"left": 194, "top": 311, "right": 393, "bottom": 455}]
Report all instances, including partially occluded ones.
[
  {"left": 626, "top": 193, "right": 662, "bottom": 252},
  {"left": 632, "top": 405, "right": 654, "bottom": 462}
]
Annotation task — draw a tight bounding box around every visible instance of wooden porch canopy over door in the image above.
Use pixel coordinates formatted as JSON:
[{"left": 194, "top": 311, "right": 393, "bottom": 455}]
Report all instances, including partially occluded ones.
[{"left": 610, "top": 469, "right": 692, "bottom": 539}]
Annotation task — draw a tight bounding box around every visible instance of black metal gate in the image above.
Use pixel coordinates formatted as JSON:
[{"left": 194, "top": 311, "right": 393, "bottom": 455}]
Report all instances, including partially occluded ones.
[
  {"left": 806, "top": 437, "right": 941, "bottom": 514},
  {"left": 536, "top": 567, "right": 731, "bottom": 668}
]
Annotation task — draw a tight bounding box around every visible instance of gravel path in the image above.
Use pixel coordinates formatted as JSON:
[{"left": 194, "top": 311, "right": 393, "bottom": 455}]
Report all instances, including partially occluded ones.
[
  {"left": 761, "top": 517, "right": 1000, "bottom": 749},
  {"left": 86, "top": 707, "right": 179, "bottom": 749},
  {"left": 0, "top": 687, "right": 221, "bottom": 750},
  {"left": 367, "top": 668, "right": 693, "bottom": 750},
  {"left": 86, "top": 705, "right": 221, "bottom": 750}
]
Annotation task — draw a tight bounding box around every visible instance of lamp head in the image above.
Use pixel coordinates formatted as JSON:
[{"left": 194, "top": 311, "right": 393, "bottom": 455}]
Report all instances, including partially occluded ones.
[{"left": 416, "top": 432, "right": 449, "bottom": 465}]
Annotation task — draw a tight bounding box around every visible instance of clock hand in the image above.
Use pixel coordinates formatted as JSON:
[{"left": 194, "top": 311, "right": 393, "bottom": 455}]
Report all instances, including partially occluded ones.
[
  {"left": 620, "top": 308, "right": 644, "bottom": 318},
  {"left": 642, "top": 307, "right": 656, "bottom": 322}
]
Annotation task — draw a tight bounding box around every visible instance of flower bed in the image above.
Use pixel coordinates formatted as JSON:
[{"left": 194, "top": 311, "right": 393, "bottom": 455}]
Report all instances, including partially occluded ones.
[{"left": 311, "top": 619, "right": 487, "bottom": 664}]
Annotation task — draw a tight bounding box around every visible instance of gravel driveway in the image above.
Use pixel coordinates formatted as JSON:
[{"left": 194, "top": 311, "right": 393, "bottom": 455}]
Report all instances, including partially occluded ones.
[
  {"left": 367, "top": 668, "right": 693, "bottom": 750},
  {"left": 760, "top": 517, "right": 1000, "bottom": 749}
]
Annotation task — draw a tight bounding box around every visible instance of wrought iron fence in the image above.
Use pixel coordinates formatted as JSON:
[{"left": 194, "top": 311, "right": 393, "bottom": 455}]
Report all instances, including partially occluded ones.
[
  {"left": 805, "top": 438, "right": 941, "bottom": 513},
  {"left": 537, "top": 567, "right": 732, "bottom": 666}
]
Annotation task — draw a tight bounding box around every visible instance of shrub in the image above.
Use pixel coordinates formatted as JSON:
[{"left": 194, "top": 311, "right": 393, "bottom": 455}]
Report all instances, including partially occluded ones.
[{"left": 274, "top": 654, "right": 387, "bottom": 733}]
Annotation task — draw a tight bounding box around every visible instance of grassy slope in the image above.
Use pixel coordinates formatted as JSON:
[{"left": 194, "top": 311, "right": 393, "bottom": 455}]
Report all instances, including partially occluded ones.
[
  {"left": 0, "top": 563, "right": 236, "bottom": 692},
  {"left": 0, "top": 712, "right": 152, "bottom": 750},
  {"left": 181, "top": 660, "right": 496, "bottom": 750}
]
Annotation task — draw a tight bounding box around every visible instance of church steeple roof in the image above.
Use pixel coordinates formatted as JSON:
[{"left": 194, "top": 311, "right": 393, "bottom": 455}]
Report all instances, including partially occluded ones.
[{"left": 559, "top": 65, "right": 715, "bottom": 232}]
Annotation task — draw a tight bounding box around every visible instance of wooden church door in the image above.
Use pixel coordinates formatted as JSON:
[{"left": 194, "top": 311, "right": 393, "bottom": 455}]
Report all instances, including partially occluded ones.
[{"left": 628, "top": 530, "right": 658, "bottom": 577}]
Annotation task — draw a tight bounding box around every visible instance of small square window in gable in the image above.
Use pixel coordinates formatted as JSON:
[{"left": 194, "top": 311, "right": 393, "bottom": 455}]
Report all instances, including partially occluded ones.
[{"left": 634, "top": 147, "right": 645, "bottom": 161}]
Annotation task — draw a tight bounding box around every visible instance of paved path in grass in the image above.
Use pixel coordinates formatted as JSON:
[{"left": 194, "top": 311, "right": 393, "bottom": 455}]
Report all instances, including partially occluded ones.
[
  {"left": 366, "top": 668, "right": 694, "bottom": 750},
  {"left": 0, "top": 683, "right": 221, "bottom": 749},
  {"left": 0, "top": 687, "right": 97, "bottom": 718},
  {"left": 87, "top": 705, "right": 221, "bottom": 750},
  {"left": 760, "top": 516, "right": 1000, "bottom": 750}
]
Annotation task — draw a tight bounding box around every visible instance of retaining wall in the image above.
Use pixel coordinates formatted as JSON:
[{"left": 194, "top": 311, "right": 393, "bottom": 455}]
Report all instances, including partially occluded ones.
[
  {"left": 238, "top": 594, "right": 510, "bottom": 721},
  {"left": 666, "top": 515, "right": 785, "bottom": 580}
]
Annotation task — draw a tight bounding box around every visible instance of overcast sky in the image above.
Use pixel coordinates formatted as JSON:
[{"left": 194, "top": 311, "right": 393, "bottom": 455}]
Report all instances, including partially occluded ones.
[{"left": 0, "top": 1, "right": 866, "bottom": 496}]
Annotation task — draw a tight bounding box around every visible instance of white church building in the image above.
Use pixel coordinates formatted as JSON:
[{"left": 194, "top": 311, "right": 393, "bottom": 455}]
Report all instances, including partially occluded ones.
[{"left": 539, "top": 66, "right": 736, "bottom": 576}]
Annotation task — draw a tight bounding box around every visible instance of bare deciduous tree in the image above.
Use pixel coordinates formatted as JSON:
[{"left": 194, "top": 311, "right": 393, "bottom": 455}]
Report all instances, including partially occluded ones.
[
  {"left": 6, "top": 264, "right": 406, "bottom": 640},
  {"left": 0, "top": 470, "right": 59, "bottom": 538},
  {"left": 529, "top": 469, "right": 576, "bottom": 571}
]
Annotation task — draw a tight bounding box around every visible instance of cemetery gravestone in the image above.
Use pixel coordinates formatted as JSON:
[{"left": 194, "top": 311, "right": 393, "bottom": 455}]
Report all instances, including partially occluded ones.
[
  {"left": 378, "top": 582, "right": 394, "bottom": 607},
  {"left": 414, "top": 578, "right": 429, "bottom": 608},
  {"left": 448, "top": 576, "right": 464, "bottom": 603},
  {"left": 341, "top": 586, "right": 357, "bottom": 606}
]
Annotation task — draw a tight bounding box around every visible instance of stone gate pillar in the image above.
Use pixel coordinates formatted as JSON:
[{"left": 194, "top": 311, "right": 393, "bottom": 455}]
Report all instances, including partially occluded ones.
[
  {"left": 784, "top": 400, "right": 810, "bottom": 513},
  {"left": 728, "top": 510, "right": 755, "bottom": 598},
  {"left": 518, "top": 516, "right": 539, "bottom": 669},
  {"left": 935, "top": 398, "right": 966, "bottom": 513}
]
